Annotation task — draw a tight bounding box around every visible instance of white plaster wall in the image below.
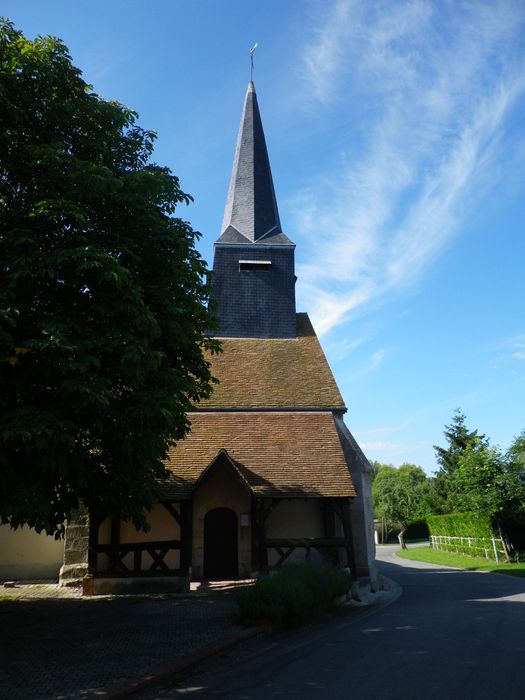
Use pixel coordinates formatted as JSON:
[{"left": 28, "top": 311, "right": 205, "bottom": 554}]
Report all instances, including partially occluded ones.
[
  {"left": 266, "top": 500, "right": 326, "bottom": 567},
  {"left": 0, "top": 524, "right": 63, "bottom": 580},
  {"left": 266, "top": 499, "right": 324, "bottom": 538},
  {"left": 192, "top": 469, "right": 251, "bottom": 578}
]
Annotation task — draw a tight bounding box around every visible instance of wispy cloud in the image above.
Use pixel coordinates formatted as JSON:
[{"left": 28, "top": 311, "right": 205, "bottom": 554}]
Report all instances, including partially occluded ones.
[
  {"left": 289, "top": 0, "right": 525, "bottom": 336},
  {"left": 370, "top": 349, "right": 385, "bottom": 370},
  {"left": 348, "top": 347, "right": 387, "bottom": 380},
  {"left": 512, "top": 343, "right": 525, "bottom": 361}
]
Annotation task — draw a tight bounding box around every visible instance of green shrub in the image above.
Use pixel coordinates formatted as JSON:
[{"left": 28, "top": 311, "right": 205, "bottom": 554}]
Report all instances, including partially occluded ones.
[
  {"left": 236, "top": 563, "right": 352, "bottom": 626},
  {"left": 426, "top": 512, "right": 493, "bottom": 538}
]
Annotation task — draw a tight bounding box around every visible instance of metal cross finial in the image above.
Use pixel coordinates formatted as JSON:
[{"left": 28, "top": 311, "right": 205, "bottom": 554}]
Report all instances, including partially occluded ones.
[{"left": 250, "top": 43, "right": 258, "bottom": 81}]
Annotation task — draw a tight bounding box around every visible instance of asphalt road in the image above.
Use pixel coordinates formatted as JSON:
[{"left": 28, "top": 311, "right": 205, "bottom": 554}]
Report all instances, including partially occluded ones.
[{"left": 141, "top": 545, "right": 525, "bottom": 699}]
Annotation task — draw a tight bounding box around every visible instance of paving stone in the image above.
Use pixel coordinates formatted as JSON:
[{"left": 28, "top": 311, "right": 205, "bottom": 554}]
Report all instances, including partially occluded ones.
[{"left": 0, "top": 584, "right": 242, "bottom": 700}]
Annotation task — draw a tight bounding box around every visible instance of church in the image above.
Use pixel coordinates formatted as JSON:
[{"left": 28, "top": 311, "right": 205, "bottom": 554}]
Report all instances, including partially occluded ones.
[{"left": 56, "top": 81, "right": 377, "bottom": 593}]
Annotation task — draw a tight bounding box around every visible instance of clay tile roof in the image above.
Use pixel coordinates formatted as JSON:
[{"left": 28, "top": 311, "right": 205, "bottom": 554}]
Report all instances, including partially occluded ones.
[
  {"left": 199, "top": 313, "right": 345, "bottom": 410},
  {"left": 161, "top": 411, "right": 356, "bottom": 500}
]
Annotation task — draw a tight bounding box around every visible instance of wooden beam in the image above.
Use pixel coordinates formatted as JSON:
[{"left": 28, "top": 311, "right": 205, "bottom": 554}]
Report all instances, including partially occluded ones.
[
  {"left": 325, "top": 499, "right": 344, "bottom": 524},
  {"left": 339, "top": 498, "right": 358, "bottom": 581},
  {"left": 162, "top": 501, "right": 182, "bottom": 527},
  {"left": 274, "top": 546, "right": 295, "bottom": 568},
  {"left": 179, "top": 500, "right": 192, "bottom": 576},
  {"left": 95, "top": 539, "right": 181, "bottom": 553},
  {"left": 267, "top": 537, "right": 347, "bottom": 547},
  {"left": 133, "top": 549, "right": 141, "bottom": 572},
  {"left": 255, "top": 499, "right": 268, "bottom": 574},
  {"left": 110, "top": 518, "right": 120, "bottom": 546},
  {"left": 262, "top": 499, "right": 281, "bottom": 521},
  {"left": 95, "top": 539, "right": 182, "bottom": 575},
  {"left": 147, "top": 546, "right": 171, "bottom": 572},
  {"left": 323, "top": 501, "right": 338, "bottom": 565}
]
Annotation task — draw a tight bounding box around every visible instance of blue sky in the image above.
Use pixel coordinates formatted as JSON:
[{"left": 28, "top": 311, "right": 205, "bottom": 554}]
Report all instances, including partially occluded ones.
[{"left": 4, "top": 0, "right": 525, "bottom": 472}]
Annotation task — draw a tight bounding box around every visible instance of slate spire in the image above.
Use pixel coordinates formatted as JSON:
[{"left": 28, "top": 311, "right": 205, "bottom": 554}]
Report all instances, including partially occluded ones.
[
  {"left": 220, "top": 81, "right": 290, "bottom": 244},
  {"left": 210, "top": 81, "right": 296, "bottom": 338}
]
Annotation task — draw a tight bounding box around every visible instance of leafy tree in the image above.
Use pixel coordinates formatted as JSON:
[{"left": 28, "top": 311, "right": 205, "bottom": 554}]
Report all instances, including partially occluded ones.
[
  {"left": 0, "top": 21, "right": 219, "bottom": 535},
  {"left": 432, "top": 410, "right": 486, "bottom": 513},
  {"left": 507, "top": 431, "right": 525, "bottom": 470},
  {"left": 450, "top": 434, "right": 525, "bottom": 555},
  {"left": 369, "top": 460, "right": 393, "bottom": 481},
  {"left": 372, "top": 463, "right": 431, "bottom": 546}
]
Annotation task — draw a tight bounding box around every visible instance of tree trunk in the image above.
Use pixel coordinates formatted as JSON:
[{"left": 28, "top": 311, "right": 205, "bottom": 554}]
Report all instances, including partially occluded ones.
[
  {"left": 397, "top": 527, "right": 407, "bottom": 549},
  {"left": 498, "top": 524, "right": 512, "bottom": 563}
]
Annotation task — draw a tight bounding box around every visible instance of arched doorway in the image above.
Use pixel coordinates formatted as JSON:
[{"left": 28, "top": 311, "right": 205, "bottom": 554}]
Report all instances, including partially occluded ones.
[{"left": 203, "top": 507, "right": 238, "bottom": 579}]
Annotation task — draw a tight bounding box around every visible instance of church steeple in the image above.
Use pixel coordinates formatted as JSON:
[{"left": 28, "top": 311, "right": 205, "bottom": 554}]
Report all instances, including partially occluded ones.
[
  {"left": 219, "top": 82, "right": 293, "bottom": 246},
  {"left": 210, "top": 82, "right": 296, "bottom": 339}
]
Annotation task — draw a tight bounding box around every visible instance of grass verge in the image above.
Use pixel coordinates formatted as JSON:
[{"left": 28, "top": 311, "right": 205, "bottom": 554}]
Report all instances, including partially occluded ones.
[{"left": 396, "top": 546, "right": 525, "bottom": 578}]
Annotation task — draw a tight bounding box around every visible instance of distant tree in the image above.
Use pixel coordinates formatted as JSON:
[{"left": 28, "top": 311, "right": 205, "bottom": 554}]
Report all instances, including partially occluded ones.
[
  {"left": 369, "top": 460, "right": 393, "bottom": 481},
  {"left": 0, "top": 21, "right": 219, "bottom": 536},
  {"left": 507, "top": 431, "right": 525, "bottom": 471},
  {"left": 432, "top": 410, "right": 487, "bottom": 513},
  {"left": 372, "top": 463, "right": 430, "bottom": 547}
]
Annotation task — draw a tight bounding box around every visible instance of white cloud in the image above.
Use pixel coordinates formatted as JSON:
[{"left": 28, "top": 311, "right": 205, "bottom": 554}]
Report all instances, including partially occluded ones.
[
  {"left": 512, "top": 352, "right": 525, "bottom": 361},
  {"left": 370, "top": 349, "right": 385, "bottom": 370},
  {"left": 360, "top": 441, "right": 407, "bottom": 452},
  {"left": 288, "top": 0, "right": 525, "bottom": 336}
]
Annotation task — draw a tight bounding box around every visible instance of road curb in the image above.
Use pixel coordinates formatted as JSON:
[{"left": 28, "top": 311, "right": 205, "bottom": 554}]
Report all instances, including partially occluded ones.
[{"left": 84, "top": 625, "right": 268, "bottom": 700}]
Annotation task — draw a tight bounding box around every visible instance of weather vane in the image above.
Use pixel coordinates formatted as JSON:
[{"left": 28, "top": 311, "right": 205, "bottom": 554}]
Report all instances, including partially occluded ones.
[{"left": 250, "top": 43, "right": 258, "bottom": 81}]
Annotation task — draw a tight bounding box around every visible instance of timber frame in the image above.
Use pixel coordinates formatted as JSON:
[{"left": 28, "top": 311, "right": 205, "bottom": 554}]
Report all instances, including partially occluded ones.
[
  {"left": 89, "top": 501, "right": 192, "bottom": 578},
  {"left": 252, "top": 496, "right": 358, "bottom": 580},
  {"left": 86, "top": 495, "right": 358, "bottom": 581}
]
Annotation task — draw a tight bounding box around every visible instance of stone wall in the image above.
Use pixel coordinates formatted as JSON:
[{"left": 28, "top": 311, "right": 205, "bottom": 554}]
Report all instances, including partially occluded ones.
[
  {"left": 334, "top": 415, "right": 378, "bottom": 587},
  {"left": 59, "top": 503, "right": 90, "bottom": 587}
]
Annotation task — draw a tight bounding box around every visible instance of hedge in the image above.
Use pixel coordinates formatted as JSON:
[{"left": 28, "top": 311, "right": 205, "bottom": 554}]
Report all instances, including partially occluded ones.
[
  {"left": 235, "top": 563, "right": 352, "bottom": 626},
  {"left": 426, "top": 512, "right": 493, "bottom": 539}
]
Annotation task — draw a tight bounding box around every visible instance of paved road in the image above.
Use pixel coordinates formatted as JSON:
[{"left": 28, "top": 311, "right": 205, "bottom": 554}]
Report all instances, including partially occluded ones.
[{"left": 140, "top": 545, "right": 525, "bottom": 699}]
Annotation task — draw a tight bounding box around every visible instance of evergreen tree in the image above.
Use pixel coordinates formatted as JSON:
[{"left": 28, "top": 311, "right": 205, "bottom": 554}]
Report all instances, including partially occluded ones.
[{"left": 432, "top": 410, "right": 486, "bottom": 512}]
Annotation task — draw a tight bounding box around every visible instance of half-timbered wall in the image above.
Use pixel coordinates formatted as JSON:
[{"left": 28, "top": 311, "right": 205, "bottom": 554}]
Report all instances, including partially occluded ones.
[
  {"left": 265, "top": 499, "right": 326, "bottom": 567},
  {"left": 96, "top": 504, "right": 181, "bottom": 572}
]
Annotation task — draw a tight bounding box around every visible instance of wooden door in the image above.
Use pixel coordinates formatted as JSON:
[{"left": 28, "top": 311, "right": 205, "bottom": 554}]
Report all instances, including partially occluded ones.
[{"left": 203, "top": 508, "right": 238, "bottom": 579}]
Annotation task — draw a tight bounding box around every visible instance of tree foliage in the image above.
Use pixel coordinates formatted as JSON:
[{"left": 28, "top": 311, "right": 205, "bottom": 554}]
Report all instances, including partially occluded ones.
[
  {"left": 432, "top": 410, "right": 487, "bottom": 513},
  {"left": 431, "top": 413, "right": 525, "bottom": 551},
  {"left": 450, "top": 436, "right": 525, "bottom": 527},
  {"left": 0, "top": 21, "right": 219, "bottom": 535},
  {"left": 372, "top": 463, "right": 431, "bottom": 532}
]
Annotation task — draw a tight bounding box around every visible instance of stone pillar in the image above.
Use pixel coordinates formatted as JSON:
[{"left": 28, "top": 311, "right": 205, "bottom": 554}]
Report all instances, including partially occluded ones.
[{"left": 59, "top": 503, "right": 91, "bottom": 587}]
